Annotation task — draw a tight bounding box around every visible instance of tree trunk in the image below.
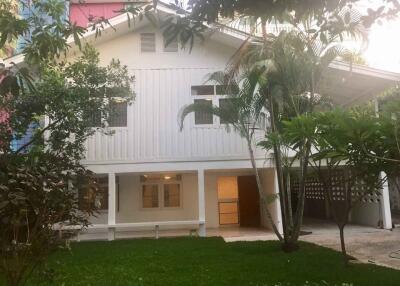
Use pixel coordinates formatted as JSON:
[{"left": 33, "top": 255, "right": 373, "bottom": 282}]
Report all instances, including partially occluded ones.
[
  {"left": 266, "top": 89, "right": 290, "bottom": 246},
  {"left": 290, "top": 141, "right": 312, "bottom": 244},
  {"left": 286, "top": 172, "right": 294, "bottom": 229},
  {"left": 6, "top": 272, "right": 22, "bottom": 286},
  {"left": 339, "top": 224, "right": 349, "bottom": 266},
  {"left": 246, "top": 137, "right": 283, "bottom": 241}
]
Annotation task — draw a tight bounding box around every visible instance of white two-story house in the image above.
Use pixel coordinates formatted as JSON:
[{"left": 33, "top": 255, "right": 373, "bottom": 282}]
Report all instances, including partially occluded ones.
[{"left": 6, "top": 2, "right": 400, "bottom": 240}]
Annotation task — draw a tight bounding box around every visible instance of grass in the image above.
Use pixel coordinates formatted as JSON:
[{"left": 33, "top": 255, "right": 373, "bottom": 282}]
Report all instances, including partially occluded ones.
[{"left": 7, "top": 237, "right": 400, "bottom": 285}]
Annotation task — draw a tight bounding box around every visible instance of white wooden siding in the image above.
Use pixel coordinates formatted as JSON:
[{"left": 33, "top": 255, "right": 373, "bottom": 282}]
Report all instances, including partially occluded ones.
[
  {"left": 80, "top": 26, "right": 266, "bottom": 165},
  {"left": 83, "top": 67, "right": 266, "bottom": 164}
]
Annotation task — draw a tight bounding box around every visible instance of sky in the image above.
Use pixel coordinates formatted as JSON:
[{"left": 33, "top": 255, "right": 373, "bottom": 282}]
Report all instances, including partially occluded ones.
[
  {"left": 355, "top": 0, "right": 400, "bottom": 72},
  {"left": 364, "top": 17, "right": 400, "bottom": 72}
]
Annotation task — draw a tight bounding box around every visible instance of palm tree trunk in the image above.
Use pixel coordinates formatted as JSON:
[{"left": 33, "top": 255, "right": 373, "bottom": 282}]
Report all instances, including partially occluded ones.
[
  {"left": 290, "top": 141, "right": 311, "bottom": 243},
  {"left": 289, "top": 68, "right": 315, "bottom": 244},
  {"left": 246, "top": 136, "right": 283, "bottom": 241},
  {"left": 286, "top": 172, "right": 294, "bottom": 229},
  {"left": 267, "top": 91, "right": 290, "bottom": 246}
]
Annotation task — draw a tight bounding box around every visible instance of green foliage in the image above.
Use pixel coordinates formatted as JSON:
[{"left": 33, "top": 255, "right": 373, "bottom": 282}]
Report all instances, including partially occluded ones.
[
  {"left": 159, "top": 0, "right": 400, "bottom": 52},
  {"left": 0, "top": 1, "right": 27, "bottom": 52},
  {"left": 0, "top": 153, "right": 93, "bottom": 286},
  {"left": 268, "top": 107, "right": 400, "bottom": 262},
  {"left": 0, "top": 2, "right": 135, "bottom": 285},
  {"left": 179, "top": 68, "right": 283, "bottom": 240},
  {"left": 0, "top": 46, "right": 134, "bottom": 285}
]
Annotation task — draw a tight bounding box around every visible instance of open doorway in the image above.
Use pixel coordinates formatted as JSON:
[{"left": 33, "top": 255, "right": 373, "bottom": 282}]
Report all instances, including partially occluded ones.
[
  {"left": 217, "top": 176, "right": 260, "bottom": 227},
  {"left": 238, "top": 176, "right": 260, "bottom": 227}
]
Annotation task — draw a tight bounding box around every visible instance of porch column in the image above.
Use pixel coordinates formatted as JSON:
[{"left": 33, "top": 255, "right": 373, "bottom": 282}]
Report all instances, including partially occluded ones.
[
  {"left": 198, "top": 168, "right": 206, "bottom": 237},
  {"left": 108, "top": 172, "right": 116, "bottom": 240},
  {"left": 380, "top": 172, "right": 392, "bottom": 230}
]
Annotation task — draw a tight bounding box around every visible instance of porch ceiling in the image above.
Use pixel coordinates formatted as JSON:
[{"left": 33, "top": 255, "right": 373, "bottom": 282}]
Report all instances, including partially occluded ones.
[{"left": 322, "top": 61, "right": 400, "bottom": 107}]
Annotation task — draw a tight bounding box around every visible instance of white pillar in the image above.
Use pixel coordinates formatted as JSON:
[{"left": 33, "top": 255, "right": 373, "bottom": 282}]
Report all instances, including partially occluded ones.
[
  {"left": 198, "top": 169, "right": 206, "bottom": 237},
  {"left": 108, "top": 173, "right": 116, "bottom": 241},
  {"left": 380, "top": 172, "right": 392, "bottom": 230}
]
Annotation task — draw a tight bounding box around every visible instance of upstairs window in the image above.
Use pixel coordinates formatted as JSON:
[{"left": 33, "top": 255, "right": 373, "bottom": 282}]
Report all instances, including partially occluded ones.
[
  {"left": 141, "top": 33, "right": 156, "bottom": 52},
  {"left": 87, "top": 110, "right": 102, "bottom": 128},
  {"left": 163, "top": 34, "right": 178, "bottom": 52},
  {"left": 193, "top": 99, "right": 213, "bottom": 125},
  {"left": 109, "top": 101, "right": 128, "bottom": 127},
  {"left": 191, "top": 85, "right": 214, "bottom": 96},
  {"left": 191, "top": 85, "right": 238, "bottom": 126},
  {"left": 87, "top": 101, "right": 128, "bottom": 128},
  {"left": 218, "top": 98, "right": 238, "bottom": 124}
]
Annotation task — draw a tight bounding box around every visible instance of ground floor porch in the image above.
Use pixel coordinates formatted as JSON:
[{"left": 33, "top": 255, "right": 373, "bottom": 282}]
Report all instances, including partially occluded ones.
[
  {"left": 76, "top": 162, "right": 282, "bottom": 241},
  {"left": 73, "top": 161, "right": 393, "bottom": 241}
]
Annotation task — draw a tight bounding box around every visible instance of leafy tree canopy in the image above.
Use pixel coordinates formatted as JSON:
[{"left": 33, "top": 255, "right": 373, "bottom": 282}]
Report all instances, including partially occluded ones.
[{"left": 0, "top": 1, "right": 136, "bottom": 285}]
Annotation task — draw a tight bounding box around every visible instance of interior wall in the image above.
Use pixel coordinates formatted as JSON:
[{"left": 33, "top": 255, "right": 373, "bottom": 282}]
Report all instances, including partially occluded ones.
[
  {"left": 87, "top": 170, "right": 259, "bottom": 230},
  {"left": 115, "top": 174, "right": 198, "bottom": 224},
  {"left": 350, "top": 202, "right": 380, "bottom": 227}
]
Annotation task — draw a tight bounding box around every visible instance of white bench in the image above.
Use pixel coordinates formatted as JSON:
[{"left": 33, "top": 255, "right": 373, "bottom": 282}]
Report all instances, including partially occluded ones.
[{"left": 55, "top": 220, "right": 205, "bottom": 241}]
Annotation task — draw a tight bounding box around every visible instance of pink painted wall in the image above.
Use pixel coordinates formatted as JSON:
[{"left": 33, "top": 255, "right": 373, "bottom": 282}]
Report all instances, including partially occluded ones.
[{"left": 70, "top": 3, "right": 124, "bottom": 27}]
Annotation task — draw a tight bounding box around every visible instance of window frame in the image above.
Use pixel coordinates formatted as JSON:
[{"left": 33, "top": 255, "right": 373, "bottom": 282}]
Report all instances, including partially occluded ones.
[
  {"left": 191, "top": 85, "right": 236, "bottom": 127},
  {"left": 108, "top": 101, "right": 128, "bottom": 128},
  {"left": 192, "top": 98, "right": 214, "bottom": 126},
  {"left": 162, "top": 33, "right": 179, "bottom": 53},
  {"left": 87, "top": 99, "right": 129, "bottom": 130},
  {"left": 140, "top": 180, "right": 183, "bottom": 210},
  {"left": 86, "top": 109, "right": 102, "bottom": 128},
  {"left": 163, "top": 182, "right": 182, "bottom": 209},
  {"left": 141, "top": 183, "right": 160, "bottom": 209},
  {"left": 78, "top": 175, "right": 111, "bottom": 213}
]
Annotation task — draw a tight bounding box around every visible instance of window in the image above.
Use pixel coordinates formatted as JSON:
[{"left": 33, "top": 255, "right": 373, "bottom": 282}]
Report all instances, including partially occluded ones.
[
  {"left": 87, "top": 110, "right": 102, "bottom": 128},
  {"left": 163, "top": 34, "right": 178, "bottom": 52},
  {"left": 109, "top": 101, "right": 127, "bottom": 127},
  {"left": 194, "top": 99, "right": 213, "bottom": 125},
  {"left": 142, "top": 184, "right": 159, "bottom": 208},
  {"left": 191, "top": 85, "right": 238, "bottom": 126},
  {"left": 164, "top": 184, "right": 180, "bottom": 207},
  {"left": 141, "top": 33, "right": 156, "bottom": 52},
  {"left": 140, "top": 174, "right": 182, "bottom": 209},
  {"left": 78, "top": 177, "right": 108, "bottom": 211},
  {"left": 191, "top": 85, "right": 214, "bottom": 96},
  {"left": 218, "top": 98, "right": 238, "bottom": 124},
  {"left": 216, "top": 85, "right": 239, "bottom": 95}
]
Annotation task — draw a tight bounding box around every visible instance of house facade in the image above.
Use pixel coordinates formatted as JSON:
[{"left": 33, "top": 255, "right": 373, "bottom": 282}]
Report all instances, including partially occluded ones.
[
  {"left": 5, "top": 1, "right": 399, "bottom": 240},
  {"left": 73, "top": 6, "right": 283, "bottom": 240}
]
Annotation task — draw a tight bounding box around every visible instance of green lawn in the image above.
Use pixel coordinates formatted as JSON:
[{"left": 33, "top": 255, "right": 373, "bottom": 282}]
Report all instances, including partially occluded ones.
[{"left": 12, "top": 238, "right": 400, "bottom": 285}]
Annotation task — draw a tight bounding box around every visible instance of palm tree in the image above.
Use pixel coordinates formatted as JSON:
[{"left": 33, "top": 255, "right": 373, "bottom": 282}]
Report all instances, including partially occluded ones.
[
  {"left": 180, "top": 4, "right": 367, "bottom": 250},
  {"left": 179, "top": 68, "right": 284, "bottom": 241}
]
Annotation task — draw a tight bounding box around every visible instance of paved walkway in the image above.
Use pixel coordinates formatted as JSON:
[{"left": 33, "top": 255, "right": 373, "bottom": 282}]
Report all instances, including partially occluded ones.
[
  {"left": 219, "top": 221, "right": 400, "bottom": 270},
  {"left": 301, "top": 221, "right": 400, "bottom": 270}
]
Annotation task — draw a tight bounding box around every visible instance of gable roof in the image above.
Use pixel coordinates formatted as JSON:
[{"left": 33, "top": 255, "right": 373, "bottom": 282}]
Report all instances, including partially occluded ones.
[{"left": 4, "top": 1, "right": 400, "bottom": 106}]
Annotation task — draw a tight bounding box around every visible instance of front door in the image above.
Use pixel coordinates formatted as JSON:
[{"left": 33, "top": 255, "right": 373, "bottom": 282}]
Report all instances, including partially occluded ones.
[{"left": 238, "top": 176, "right": 260, "bottom": 227}]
